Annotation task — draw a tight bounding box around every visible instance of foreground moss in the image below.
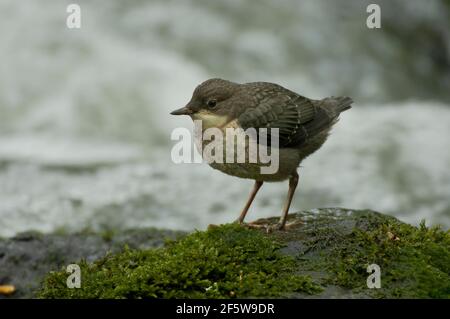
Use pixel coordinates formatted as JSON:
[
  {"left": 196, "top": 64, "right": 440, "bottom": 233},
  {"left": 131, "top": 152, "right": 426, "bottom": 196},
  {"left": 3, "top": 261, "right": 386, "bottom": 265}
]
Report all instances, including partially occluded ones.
[
  {"left": 329, "top": 221, "right": 450, "bottom": 298},
  {"left": 293, "top": 211, "right": 450, "bottom": 298},
  {"left": 38, "top": 223, "right": 322, "bottom": 298},
  {"left": 37, "top": 209, "right": 450, "bottom": 299}
]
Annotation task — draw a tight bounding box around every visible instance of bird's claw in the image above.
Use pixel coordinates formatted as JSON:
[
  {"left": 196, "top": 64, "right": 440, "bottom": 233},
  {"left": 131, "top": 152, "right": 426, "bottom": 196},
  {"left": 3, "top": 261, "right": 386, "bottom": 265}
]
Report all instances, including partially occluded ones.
[
  {"left": 242, "top": 222, "right": 286, "bottom": 233},
  {"left": 240, "top": 219, "right": 303, "bottom": 233},
  {"left": 242, "top": 222, "right": 270, "bottom": 230}
]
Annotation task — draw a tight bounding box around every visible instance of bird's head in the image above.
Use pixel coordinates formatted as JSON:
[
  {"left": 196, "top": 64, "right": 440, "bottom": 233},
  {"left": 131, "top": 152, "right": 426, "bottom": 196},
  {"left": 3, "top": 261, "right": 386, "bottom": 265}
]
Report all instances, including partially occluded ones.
[{"left": 170, "top": 78, "right": 240, "bottom": 128}]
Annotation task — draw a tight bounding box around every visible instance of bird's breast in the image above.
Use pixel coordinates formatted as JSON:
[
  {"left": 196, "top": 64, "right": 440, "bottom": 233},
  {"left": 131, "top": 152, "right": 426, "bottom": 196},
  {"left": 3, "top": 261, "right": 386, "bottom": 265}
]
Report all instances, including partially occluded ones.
[{"left": 193, "top": 119, "right": 300, "bottom": 181}]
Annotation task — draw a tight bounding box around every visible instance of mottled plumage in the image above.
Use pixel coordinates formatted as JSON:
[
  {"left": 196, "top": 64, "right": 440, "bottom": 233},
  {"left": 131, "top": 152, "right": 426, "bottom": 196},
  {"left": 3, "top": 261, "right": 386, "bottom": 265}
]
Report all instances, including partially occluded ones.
[
  {"left": 171, "top": 78, "right": 353, "bottom": 230},
  {"left": 238, "top": 82, "right": 352, "bottom": 148}
]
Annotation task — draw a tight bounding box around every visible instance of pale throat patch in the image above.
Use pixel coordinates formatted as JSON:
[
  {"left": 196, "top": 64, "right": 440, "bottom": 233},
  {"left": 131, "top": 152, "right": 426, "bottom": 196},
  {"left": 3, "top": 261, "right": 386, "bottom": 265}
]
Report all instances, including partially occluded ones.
[{"left": 191, "top": 110, "right": 230, "bottom": 129}]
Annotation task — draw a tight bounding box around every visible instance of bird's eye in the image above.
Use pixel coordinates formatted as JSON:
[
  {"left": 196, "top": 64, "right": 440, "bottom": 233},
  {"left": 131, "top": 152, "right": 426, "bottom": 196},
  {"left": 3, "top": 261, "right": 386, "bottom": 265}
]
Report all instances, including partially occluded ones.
[{"left": 207, "top": 99, "right": 217, "bottom": 108}]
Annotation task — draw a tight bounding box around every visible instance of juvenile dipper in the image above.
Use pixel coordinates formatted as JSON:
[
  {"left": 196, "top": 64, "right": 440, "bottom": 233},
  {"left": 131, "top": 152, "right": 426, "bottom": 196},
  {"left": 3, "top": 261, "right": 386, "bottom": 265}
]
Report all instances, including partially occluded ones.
[{"left": 171, "top": 78, "right": 353, "bottom": 231}]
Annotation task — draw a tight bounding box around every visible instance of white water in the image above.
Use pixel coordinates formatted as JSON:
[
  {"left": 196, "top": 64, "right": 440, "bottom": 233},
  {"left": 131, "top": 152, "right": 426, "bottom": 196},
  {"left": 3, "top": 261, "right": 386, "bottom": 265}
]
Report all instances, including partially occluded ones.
[{"left": 0, "top": 0, "right": 449, "bottom": 237}]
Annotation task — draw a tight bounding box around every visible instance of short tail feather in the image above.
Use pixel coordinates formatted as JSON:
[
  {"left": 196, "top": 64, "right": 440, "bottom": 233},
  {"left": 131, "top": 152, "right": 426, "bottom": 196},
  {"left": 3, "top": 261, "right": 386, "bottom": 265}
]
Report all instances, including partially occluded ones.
[{"left": 332, "top": 96, "right": 353, "bottom": 113}]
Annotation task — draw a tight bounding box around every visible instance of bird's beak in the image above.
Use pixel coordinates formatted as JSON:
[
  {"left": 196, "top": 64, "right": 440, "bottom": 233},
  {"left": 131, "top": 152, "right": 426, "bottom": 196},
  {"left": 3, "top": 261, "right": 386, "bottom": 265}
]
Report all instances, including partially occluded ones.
[{"left": 170, "top": 106, "right": 193, "bottom": 116}]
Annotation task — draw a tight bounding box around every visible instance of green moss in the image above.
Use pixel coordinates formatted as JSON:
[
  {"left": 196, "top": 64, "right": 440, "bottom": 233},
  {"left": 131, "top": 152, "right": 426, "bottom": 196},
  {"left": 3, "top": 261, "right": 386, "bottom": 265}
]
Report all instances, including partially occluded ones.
[
  {"left": 38, "top": 223, "right": 322, "bottom": 298},
  {"left": 335, "top": 222, "right": 449, "bottom": 298},
  {"left": 299, "top": 212, "right": 450, "bottom": 298},
  {"left": 37, "top": 209, "right": 450, "bottom": 299}
]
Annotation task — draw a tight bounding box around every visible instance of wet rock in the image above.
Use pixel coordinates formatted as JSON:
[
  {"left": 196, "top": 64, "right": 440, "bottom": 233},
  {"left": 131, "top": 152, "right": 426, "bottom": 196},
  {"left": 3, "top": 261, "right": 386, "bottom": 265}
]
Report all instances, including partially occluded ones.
[
  {"left": 2, "top": 208, "right": 449, "bottom": 299},
  {"left": 0, "top": 228, "right": 185, "bottom": 298}
]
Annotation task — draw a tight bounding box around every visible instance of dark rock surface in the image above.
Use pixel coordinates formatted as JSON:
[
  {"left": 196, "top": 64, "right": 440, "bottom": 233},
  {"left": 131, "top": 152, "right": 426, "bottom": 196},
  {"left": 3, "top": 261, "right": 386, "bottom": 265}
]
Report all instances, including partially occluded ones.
[
  {"left": 1, "top": 208, "right": 449, "bottom": 299},
  {"left": 0, "top": 228, "right": 185, "bottom": 298}
]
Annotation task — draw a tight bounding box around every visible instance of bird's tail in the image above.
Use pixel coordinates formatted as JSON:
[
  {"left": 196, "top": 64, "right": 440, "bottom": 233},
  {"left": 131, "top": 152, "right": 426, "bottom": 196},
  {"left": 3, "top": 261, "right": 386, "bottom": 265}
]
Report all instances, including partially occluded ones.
[
  {"left": 322, "top": 96, "right": 353, "bottom": 117},
  {"left": 331, "top": 96, "right": 353, "bottom": 113}
]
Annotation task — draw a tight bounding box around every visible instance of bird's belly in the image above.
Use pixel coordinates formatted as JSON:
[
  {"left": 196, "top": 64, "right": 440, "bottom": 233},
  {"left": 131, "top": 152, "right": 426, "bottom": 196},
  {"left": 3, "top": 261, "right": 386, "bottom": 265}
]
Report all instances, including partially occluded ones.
[
  {"left": 208, "top": 148, "right": 301, "bottom": 181},
  {"left": 200, "top": 139, "right": 300, "bottom": 182},
  {"left": 194, "top": 121, "right": 302, "bottom": 181},
  {"left": 209, "top": 161, "right": 263, "bottom": 180}
]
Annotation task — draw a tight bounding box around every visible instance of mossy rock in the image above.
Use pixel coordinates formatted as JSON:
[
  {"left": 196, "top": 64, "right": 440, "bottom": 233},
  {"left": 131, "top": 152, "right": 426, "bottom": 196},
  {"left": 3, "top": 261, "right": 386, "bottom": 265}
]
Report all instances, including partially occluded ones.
[
  {"left": 37, "top": 209, "right": 450, "bottom": 299},
  {"left": 0, "top": 228, "right": 185, "bottom": 298}
]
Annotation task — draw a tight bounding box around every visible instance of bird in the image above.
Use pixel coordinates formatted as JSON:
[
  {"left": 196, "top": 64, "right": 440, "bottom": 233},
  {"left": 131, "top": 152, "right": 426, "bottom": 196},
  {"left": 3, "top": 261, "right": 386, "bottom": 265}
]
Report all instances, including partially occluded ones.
[{"left": 171, "top": 78, "right": 353, "bottom": 231}]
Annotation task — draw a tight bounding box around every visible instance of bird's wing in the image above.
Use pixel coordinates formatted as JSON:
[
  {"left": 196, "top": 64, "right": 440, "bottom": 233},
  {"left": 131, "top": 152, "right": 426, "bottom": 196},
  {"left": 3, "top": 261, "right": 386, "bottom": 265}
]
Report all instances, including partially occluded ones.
[{"left": 238, "top": 91, "right": 350, "bottom": 147}]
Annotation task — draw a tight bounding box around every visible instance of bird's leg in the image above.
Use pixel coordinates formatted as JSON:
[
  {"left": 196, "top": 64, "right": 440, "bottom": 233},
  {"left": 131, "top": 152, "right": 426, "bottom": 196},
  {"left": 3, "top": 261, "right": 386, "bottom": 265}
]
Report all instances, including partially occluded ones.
[
  {"left": 275, "top": 171, "right": 299, "bottom": 231},
  {"left": 245, "top": 172, "right": 301, "bottom": 232},
  {"left": 236, "top": 180, "right": 263, "bottom": 224}
]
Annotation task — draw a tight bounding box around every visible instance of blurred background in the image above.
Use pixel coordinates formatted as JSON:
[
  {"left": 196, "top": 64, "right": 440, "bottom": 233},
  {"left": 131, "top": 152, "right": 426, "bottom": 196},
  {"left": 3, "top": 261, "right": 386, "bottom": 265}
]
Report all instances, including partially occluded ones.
[{"left": 0, "top": 0, "right": 449, "bottom": 237}]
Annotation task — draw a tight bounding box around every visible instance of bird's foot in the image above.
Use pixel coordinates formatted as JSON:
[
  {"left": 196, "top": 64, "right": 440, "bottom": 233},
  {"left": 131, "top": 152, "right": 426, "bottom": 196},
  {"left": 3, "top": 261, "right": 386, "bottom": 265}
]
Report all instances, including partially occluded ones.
[
  {"left": 283, "top": 219, "right": 304, "bottom": 230},
  {"left": 243, "top": 222, "right": 284, "bottom": 233},
  {"left": 241, "top": 219, "right": 303, "bottom": 233}
]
